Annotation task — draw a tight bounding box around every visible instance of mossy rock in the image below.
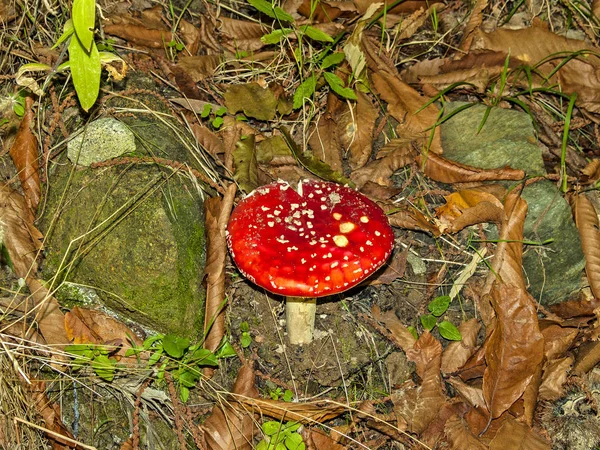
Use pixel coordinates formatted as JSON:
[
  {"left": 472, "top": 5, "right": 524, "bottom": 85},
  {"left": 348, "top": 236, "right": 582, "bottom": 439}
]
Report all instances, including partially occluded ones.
[{"left": 40, "top": 161, "right": 207, "bottom": 339}]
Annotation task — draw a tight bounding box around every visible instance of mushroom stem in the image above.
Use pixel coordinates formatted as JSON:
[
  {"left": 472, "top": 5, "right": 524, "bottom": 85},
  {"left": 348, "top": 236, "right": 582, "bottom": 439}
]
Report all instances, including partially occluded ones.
[{"left": 285, "top": 297, "right": 317, "bottom": 345}]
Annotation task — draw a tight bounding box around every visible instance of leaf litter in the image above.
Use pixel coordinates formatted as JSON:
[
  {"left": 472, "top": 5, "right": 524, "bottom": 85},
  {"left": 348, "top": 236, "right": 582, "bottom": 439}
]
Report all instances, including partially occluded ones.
[{"left": 3, "top": 0, "right": 600, "bottom": 448}]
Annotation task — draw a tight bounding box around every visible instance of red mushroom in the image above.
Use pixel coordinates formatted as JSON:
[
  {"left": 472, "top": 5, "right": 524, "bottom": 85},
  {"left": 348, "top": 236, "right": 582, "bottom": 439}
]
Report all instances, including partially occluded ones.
[{"left": 226, "top": 179, "right": 394, "bottom": 344}]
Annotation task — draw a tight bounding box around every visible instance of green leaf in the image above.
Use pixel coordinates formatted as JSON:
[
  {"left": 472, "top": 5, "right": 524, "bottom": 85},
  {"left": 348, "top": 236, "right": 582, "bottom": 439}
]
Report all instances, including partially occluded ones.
[
  {"left": 179, "top": 385, "right": 190, "bottom": 403},
  {"left": 72, "top": 0, "right": 96, "bottom": 52},
  {"left": 241, "top": 333, "right": 252, "bottom": 348},
  {"left": 261, "top": 28, "right": 293, "bottom": 44},
  {"left": 215, "top": 106, "right": 227, "bottom": 116},
  {"left": 163, "top": 334, "right": 189, "bottom": 358},
  {"left": 65, "top": 344, "right": 92, "bottom": 357},
  {"left": 256, "top": 441, "right": 269, "bottom": 450},
  {"left": 248, "top": 0, "right": 293, "bottom": 22},
  {"left": 438, "top": 321, "right": 462, "bottom": 341},
  {"left": 212, "top": 116, "right": 224, "bottom": 128},
  {"left": 178, "top": 369, "right": 201, "bottom": 387},
  {"left": 323, "top": 72, "right": 357, "bottom": 100},
  {"left": 52, "top": 19, "right": 75, "bottom": 49},
  {"left": 285, "top": 432, "right": 305, "bottom": 450},
  {"left": 189, "top": 348, "right": 219, "bottom": 366},
  {"left": 408, "top": 326, "right": 419, "bottom": 340},
  {"left": 282, "top": 389, "right": 293, "bottom": 402},
  {"left": 299, "top": 25, "right": 333, "bottom": 42},
  {"left": 201, "top": 103, "right": 212, "bottom": 118},
  {"left": 293, "top": 74, "right": 317, "bottom": 109},
  {"left": 428, "top": 295, "right": 451, "bottom": 317},
  {"left": 91, "top": 355, "right": 115, "bottom": 381},
  {"left": 143, "top": 334, "right": 164, "bottom": 349},
  {"left": 320, "top": 52, "right": 345, "bottom": 70},
  {"left": 240, "top": 321, "right": 250, "bottom": 332},
  {"left": 215, "top": 338, "right": 237, "bottom": 358},
  {"left": 420, "top": 314, "right": 437, "bottom": 331},
  {"left": 285, "top": 422, "right": 301, "bottom": 433},
  {"left": 263, "top": 421, "right": 282, "bottom": 436},
  {"left": 68, "top": 36, "right": 101, "bottom": 112}
]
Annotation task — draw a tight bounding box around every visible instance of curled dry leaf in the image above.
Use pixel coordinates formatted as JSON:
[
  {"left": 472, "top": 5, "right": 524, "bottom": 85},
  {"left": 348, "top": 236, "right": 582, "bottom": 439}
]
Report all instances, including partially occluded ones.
[
  {"left": 0, "top": 184, "right": 43, "bottom": 278},
  {"left": 9, "top": 96, "right": 40, "bottom": 211},
  {"left": 459, "top": 0, "right": 487, "bottom": 51},
  {"left": 202, "top": 365, "right": 259, "bottom": 450},
  {"left": 203, "top": 184, "right": 237, "bottom": 354},
  {"left": 301, "top": 427, "right": 346, "bottom": 450},
  {"left": 447, "top": 378, "right": 486, "bottom": 409},
  {"left": 235, "top": 398, "right": 347, "bottom": 424},
  {"left": 444, "top": 414, "right": 487, "bottom": 450},
  {"left": 384, "top": 203, "right": 441, "bottom": 235},
  {"left": 104, "top": 22, "right": 174, "bottom": 49},
  {"left": 573, "top": 339, "right": 600, "bottom": 375},
  {"left": 397, "top": 332, "right": 445, "bottom": 434},
  {"left": 371, "top": 304, "right": 416, "bottom": 353},
  {"left": 346, "top": 91, "right": 378, "bottom": 170},
  {"left": 441, "top": 318, "right": 481, "bottom": 374},
  {"left": 421, "top": 152, "right": 525, "bottom": 184},
  {"left": 483, "top": 283, "right": 544, "bottom": 420},
  {"left": 29, "top": 381, "right": 75, "bottom": 450},
  {"left": 175, "top": 55, "right": 221, "bottom": 82},
  {"left": 350, "top": 143, "right": 415, "bottom": 189},
  {"left": 26, "top": 278, "right": 70, "bottom": 350},
  {"left": 435, "top": 187, "right": 504, "bottom": 233},
  {"left": 570, "top": 192, "right": 600, "bottom": 299},
  {"left": 488, "top": 416, "right": 550, "bottom": 450},
  {"left": 219, "top": 17, "right": 267, "bottom": 52},
  {"left": 538, "top": 356, "right": 573, "bottom": 401},
  {"left": 541, "top": 323, "right": 578, "bottom": 360}
]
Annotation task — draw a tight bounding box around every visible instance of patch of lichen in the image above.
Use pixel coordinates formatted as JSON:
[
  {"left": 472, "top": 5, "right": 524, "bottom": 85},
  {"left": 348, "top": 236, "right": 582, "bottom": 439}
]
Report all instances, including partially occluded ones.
[{"left": 40, "top": 161, "right": 206, "bottom": 339}]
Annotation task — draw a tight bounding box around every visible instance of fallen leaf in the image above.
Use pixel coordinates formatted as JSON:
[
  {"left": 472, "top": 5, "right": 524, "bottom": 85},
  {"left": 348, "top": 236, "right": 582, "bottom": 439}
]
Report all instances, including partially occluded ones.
[
  {"left": 29, "top": 381, "right": 75, "bottom": 450},
  {"left": 483, "top": 283, "right": 544, "bottom": 420},
  {"left": 301, "top": 427, "right": 346, "bottom": 450},
  {"left": 436, "top": 187, "right": 505, "bottom": 233},
  {"left": 538, "top": 356, "right": 573, "bottom": 401},
  {"left": 441, "top": 318, "right": 481, "bottom": 374},
  {"left": 104, "top": 22, "right": 174, "bottom": 49},
  {"left": 371, "top": 304, "right": 416, "bottom": 353},
  {"left": 447, "top": 378, "right": 486, "bottom": 409},
  {"left": 235, "top": 398, "right": 346, "bottom": 424},
  {"left": 189, "top": 121, "right": 225, "bottom": 156},
  {"left": 224, "top": 83, "right": 279, "bottom": 121},
  {"left": 422, "top": 152, "right": 525, "bottom": 184},
  {"left": 9, "top": 96, "right": 40, "bottom": 211},
  {"left": 346, "top": 91, "right": 378, "bottom": 170},
  {"left": 0, "top": 184, "right": 43, "bottom": 278},
  {"left": 26, "top": 278, "right": 70, "bottom": 350},
  {"left": 573, "top": 339, "right": 600, "bottom": 375},
  {"left": 570, "top": 192, "right": 600, "bottom": 299},
  {"left": 175, "top": 55, "right": 221, "bottom": 82},
  {"left": 219, "top": 17, "right": 267, "bottom": 51},
  {"left": 202, "top": 365, "right": 259, "bottom": 450},
  {"left": 488, "top": 416, "right": 550, "bottom": 450},
  {"left": 203, "top": 184, "right": 237, "bottom": 354},
  {"left": 350, "top": 143, "right": 415, "bottom": 189},
  {"left": 233, "top": 134, "right": 258, "bottom": 193},
  {"left": 541, "top": 323, "right": 578, "bottom": 360},
  {"left": 308, "top": 95, "right": 344, "bottom": 173},
  {"left": 444, "top": 414, "right": 487, "bottom": 450},
  {"left": 398, "top": 331, "right": 445, "bottom": 433}
]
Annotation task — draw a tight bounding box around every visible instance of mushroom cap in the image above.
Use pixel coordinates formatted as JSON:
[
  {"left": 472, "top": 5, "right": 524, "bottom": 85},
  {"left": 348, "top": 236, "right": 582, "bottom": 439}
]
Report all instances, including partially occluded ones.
[{"left": 226, "top": 179, "right": 394, "bottom": 297}]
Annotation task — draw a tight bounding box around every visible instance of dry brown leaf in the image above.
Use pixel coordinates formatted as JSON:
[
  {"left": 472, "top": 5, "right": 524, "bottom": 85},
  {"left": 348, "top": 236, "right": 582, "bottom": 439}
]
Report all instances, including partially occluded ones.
[
  {"left": 9, "top": 96, "right": 40, "bottom": 211},
  {"left": 570, "top": 192, "right": 600, "bottom": 299},
  {"left": 483, "top": 283, "right": 544, "bottom": 420},
  {"left": 0, "top": 184, "right": 42, "bottom": 278},
  {"left": 179, "top": 19, "right": 201, "bottom": 55},
  {"left": 385, "top": 203, "right": 441, "bottom": 235},
  {"left": 471, "top": 26, "right": 600, "bottom": 116},
  {"left": 581, "top": 158, "right": 600, "bottom": 183},
  {"left": 444, "top": 414, "right": 487, "bottom": 450},
  {"left": 539, "top": 356, "right": 573, "bottom": 401},
  {"left": 422, "top": 152, "right": 525, "bottom": 184},
  {"left": 398, "top": 331, "right": 445, "bottom": 433},
  {"left": 573, "top": 339, "right": 600, "bottom": 375},
  {"left": 202, "top": 365, "right": 259, "bottom": 450},
  {"left": 522, "top": 362, "right": 543, "bottom": 426},
  {"left": 350, "top": 143, "right": 415, "bottom": 189},
  {"left": 346, "top": 91, "right": 378, "bottom": 170},
  {"left": 436, "top": 187, "right": 505, "bottom": 233},
  {"left": 219, "top": 17, "right": 267, "bottom": 51},
  {"left": 308, "top": 94, "right": 344, "bottom": 172},
  {"left": 488, "top": 416, "right": 550, "bottom": 450},
  {"left": 541, "top": 323, "right": 578, "bottom": 360},
  {"left": 64, "top": 306, "right": 143, "bottom": 363},
  {"left": 176, "top": 55, "right": 221, "bottom": 82},
  {"left": 459, "top": 0, "right": 487, "bottom": 51},
  {"left": 104, "top": 23, "right": 173, "bottom": 48},
  {"left": 189, "top": 121, "right": 225, "bottom": 156},
  {"left": 441, "top": 318, "right": 481, "bottom": 374},
  {"left": 301, "top": 428, "right": 347, "bottom": 450},
  {"left": 550, "top": 295, "right": 600, "bottom": 318},
  {"left": 26, "top": 278, "right": 70, "bottom": 349},
  {"left": 236, "top": 397, "right": 346, "bottom": 424},
  {"left": 297, "top": 0, "right": 356, "bottom": 21},
  {"left": 371, "top": 304, "right": 416, "bottom": 353},
  {"left": 368, "top": 248, "right": 408, "bottom": 285},
  {"left": 203, "top": 184, "right": 237, "bottom": 354},
  {"left": 29, "top": 381, "right": 75, "bottom": 450},
  {"left": 447, "top": 378, "right": 486, "bottom": 409},
  {"left": 594, "top": 0, "right": 600, "bottom": 20}
]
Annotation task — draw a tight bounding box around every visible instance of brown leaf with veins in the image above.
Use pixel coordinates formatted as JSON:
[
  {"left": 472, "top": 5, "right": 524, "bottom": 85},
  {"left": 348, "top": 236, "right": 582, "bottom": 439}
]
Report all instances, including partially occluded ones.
[
  {"left": 488, "top": 416, "right": 550, "bottom": 450},
  {"left": 444, "top": 414, "right": 487, "bottom": 450},
  {"left": 236, "top": 398, "right": 347, "bottom": 424},
  {"left": 371, "top": 304, "right": 416, "bottom": 353},
  {"left": 442, "top": 318, "right": 481, "bottom": 374},
  {"left": 219, "top": 17, "right": 267, "bottom": 51},
  {"left": 203, "top": 184, "right": 237, "bottom": 354},
  {"left": 176, "top": 55, "right": 221, "bottom": 82},
  {"left": 539, "top": 356, "right": 573, "bottom": 401},
  {"left": 64, "top": 306, "right": 143, "bottom": 363},
  {"left": 202, "top": 365, "right": 259, "bottom": 450},
  {"left": 483, "top": 284, "right": 544, "bottom": 420},
  {"left": 459, "top": 0, "right": 487, "bottom": 51},
  {"left": 573, "top": 340, "right": 600, "bottom": 375},
  {"left": 350, "top": 143, "right": 415, "bottom": 189},
  {"left": 346, "top": 91, "right": 378, "bottom": 170},
  {"left": 104, "top": 22, "right": 174, "bottom": 49},
  {"left": 0, "top": 184, "right": 42, "bottom": 278},
  {"left": 422, "top": 152, "right": 524, "bottom": 184},
  {"left": 397, "top": 331, "right": 445, "bottom": 433},
  {"left": 447, "top": 378, "right": 486, "bottom": 409},
  {"left": 541, "top": 323, "right": 578, "bottom": 360},
  {"left": 9, "top": 96, "right": 40, "bottom": 211},
  {"left": 308, "top": 94, "right": 344, "bottom": 172},
  {"left": 301, "top": 428, "right": 346, "bottom": 450},
  {"left": 570, "top": 192, "right": 600, "bottom": 299},
  {"left": 436, "top": 187, "right": 505, "bottom": 233},
  {"left": 26, "top": 278, "right": 70, "bottom": 353}
]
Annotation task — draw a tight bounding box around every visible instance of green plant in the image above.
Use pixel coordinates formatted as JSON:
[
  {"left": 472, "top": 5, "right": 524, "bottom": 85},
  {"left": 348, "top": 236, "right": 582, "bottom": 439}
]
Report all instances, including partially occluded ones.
[
  {"left": 240, "top": 321, "right": 252, "bottom": 348},
  {"left": 256, "top": 421, "right": 305, "bottom": 450},
  {"left": 268, "top": 387, "right": 293, "bottom": 402},
  {"left": 201, "top": 103, "right": 228, "bottom": 129},
  {"left": 418, "top": 295, "right": 462, "bottom": 341},
  {"left": 126, "top": 333, "right": 235, "bottom": 402},
  {"left": 65, "top": 343, "right": 118, "bottom": 381},
  {"left": 248, "top": 0, "right": 356, "bottom": 109},
  {"left": 165, "top": 39, "right": 185, "bottom": 61}
]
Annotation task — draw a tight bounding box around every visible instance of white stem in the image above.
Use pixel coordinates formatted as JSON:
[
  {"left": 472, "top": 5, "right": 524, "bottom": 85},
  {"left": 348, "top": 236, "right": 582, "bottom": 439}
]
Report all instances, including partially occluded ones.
[{"left": 285, "top": 297, "right": 316, "bottom": 345}]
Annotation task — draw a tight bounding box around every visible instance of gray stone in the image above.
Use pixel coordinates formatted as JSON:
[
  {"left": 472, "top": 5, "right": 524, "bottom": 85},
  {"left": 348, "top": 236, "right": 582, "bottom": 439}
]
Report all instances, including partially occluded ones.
[
  {"left": 67, "top": 118, "right": 136, "bottom": 166},
  {"left": 441, "top": 103, "right": 585, "bottom": 304}
]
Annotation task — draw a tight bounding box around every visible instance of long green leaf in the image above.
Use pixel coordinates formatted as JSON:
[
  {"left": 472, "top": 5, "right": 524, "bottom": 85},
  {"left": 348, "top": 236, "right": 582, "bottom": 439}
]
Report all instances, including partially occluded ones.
[
  {"left": 248, "top": 0, "right": 293, "bottom": 22},
  {"left": 72, "top": 0, "right": 95, "bottom": 52},
  {"left": 68, "top": 35, "right": 101, "bottom": 111}
]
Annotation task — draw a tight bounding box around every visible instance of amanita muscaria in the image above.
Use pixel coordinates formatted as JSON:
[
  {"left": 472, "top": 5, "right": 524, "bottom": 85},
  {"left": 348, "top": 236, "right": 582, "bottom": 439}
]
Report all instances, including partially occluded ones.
[{"left": 226, "top": 179, "right": 394, "bottom": 344}]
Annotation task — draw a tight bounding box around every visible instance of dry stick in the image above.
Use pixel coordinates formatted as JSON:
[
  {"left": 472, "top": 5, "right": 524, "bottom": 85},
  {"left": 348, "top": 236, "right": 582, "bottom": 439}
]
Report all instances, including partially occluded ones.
[
  {"left": 13, "top": 417, "right": 97, "bottom": 450},
  {"left": 132, "top": 378, "right": 151, "bottom": 450},
  {"left": 164, "top": 372, "right": 188, "bottom": 450}
]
